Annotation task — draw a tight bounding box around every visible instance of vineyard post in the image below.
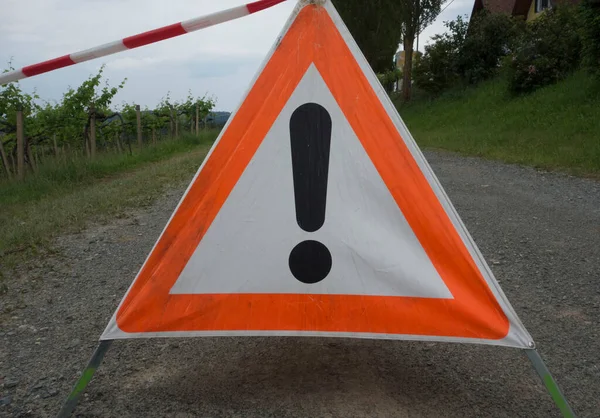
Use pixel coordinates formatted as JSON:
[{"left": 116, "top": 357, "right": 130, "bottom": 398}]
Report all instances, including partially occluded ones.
[
  {"left": 26, "top": 139, "right": 38, "bottom": 173},
  {"left": 16, "top": 105, "right": 24, "bottom": 180},
  {"left": 115, "top": 133, "right": 122, "bottom": 154},
  {"left": 170, "top": 107, "right": 174, "bottom": 140},
  {"left": 136, "top": 105, "right": 142, "bottom": 148},
  {"left": 190, "top": 115, "right": 193, "bottom": 135},
  {"left": 175, "top": 114, "right": 179, "bottom": 139},
  {"left": 90, "top": 103, "right": 97, "bottom": 159},
  {"left": 0, "top": 137, "right": 12, "bottom": 180},
  {"left": 195, "top": 104, "right": 199, "bottom": 136},
  {"left": 53, "top": 133, "right": 59, "bottom": 157},
  {"left": 85, "top": 130, "right": 90, "bottom": 158}
]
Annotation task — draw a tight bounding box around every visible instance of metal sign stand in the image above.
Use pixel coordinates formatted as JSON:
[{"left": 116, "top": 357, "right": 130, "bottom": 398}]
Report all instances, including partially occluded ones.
[
  {"left": 56, "top": 340, "right": 113, "bottom": 418},
  {"left": 525, "top": 349, "right": 576, "bottom": 418},
  {"left": 56, "top": 342, "right": 577, "bottom": 418}
]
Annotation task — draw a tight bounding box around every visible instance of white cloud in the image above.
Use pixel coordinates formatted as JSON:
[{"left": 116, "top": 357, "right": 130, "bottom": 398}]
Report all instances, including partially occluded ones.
[
  {"left": 418, "top": 0, "right": 474, "bottom": 49},
  {"left": 1, "top": 0, "right": 473, "bottom": 111},
  {"left": 107, "top": 57, "right": 166, "bottom": 71}
]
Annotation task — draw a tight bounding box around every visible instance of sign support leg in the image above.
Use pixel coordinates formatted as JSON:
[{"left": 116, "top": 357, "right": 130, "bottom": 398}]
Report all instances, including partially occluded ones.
[
  {"left": 525, "top": 349, "right": 576, "bottom": 418},
  {"left": 56, "top": 340, "right": 113, "bottom": 418}
]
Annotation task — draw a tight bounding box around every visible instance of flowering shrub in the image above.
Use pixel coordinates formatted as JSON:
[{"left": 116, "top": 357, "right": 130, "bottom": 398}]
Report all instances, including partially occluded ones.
[{"left": 507, "top": 6, "right": 581, "bottom": 94}]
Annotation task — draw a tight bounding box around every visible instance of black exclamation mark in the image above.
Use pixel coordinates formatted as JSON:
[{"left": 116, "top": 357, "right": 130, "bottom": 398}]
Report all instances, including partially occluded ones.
[{"left": 289, "top": 103, "right": 332, "bottom": 284}]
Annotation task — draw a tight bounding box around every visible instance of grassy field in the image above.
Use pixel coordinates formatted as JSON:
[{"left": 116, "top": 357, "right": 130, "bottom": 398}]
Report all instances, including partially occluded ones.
[
  {"left": 398, "top": 71, "right": 600, "bottom": 176},
  {"left": 0, "top": 132, "right": 217, "bottom": 260}
]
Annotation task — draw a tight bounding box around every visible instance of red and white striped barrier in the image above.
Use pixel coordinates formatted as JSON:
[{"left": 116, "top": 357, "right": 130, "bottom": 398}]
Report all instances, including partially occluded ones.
[{"left": 0, "top": 0, "right": 288, "bottom": 85}]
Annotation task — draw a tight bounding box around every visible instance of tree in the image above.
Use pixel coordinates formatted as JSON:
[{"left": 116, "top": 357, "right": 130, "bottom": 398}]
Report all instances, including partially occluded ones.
[
  {"left": 579, "top": 0, "right": 600, "bottom": 75},
  {"left": 398, "top": 0, "right": 445, "bottom": 101},
  {"left": 332, "top": 0, "right": 403, "bottom": 73}
]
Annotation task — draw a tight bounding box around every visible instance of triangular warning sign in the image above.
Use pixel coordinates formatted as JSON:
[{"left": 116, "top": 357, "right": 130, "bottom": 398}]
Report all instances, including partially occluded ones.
[{"left": 102, "top": 1, "right": 532, "bottom": 348}]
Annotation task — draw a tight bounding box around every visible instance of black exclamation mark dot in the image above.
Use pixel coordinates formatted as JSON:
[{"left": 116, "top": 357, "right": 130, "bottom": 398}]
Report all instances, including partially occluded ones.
[{"left": 289, "top": 103, "right": 332, "bottom": 284}]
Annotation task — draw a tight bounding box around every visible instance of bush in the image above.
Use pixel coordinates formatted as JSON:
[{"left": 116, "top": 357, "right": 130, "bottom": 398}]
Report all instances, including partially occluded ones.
[
  {"left": 459, "top": 12, "right": 523, "bottom": 84},
  {"left": 414, "top": 12, "right": 520, "bottom": 94},
  {"left": 377, "top": 68, "right": 402, "bottom": 92},
  {"left": 579, "top": 0, "right": 600, "bottom": 74},
  {"left": 508, "top": 6, "right": 582, "bottom": 94},
  {"left": 413, "top": 16, "right": 468, "bottom": 94}
]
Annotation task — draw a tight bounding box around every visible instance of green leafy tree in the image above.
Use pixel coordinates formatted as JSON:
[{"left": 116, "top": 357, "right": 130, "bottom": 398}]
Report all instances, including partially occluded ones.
[
  {"left": 579, "top": 0, "right": 600, "bottom": 75},
  {"left": 398, "top": 0, "right": 445, "bottom": 101},
  {"left": 459, "top": 11, "right": 521, "bottom": 84},
  {"left": 332, "top": 0, "right": 403, "bottom": 73},
  {"left": 413, "top": 17, "right": 466, "bottom": 94},
  {"left": 414, "top": 12, "right": 522, "bottom": 94}
]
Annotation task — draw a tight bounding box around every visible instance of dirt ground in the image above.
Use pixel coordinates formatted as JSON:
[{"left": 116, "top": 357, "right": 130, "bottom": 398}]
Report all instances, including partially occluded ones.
[{"left": 1, "top": 150, "right": 599, "bottom": 417}]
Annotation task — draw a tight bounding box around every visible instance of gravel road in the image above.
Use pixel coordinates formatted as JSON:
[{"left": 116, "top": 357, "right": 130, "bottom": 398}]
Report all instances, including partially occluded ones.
[{"left": 1, "top": 150, "right": 599, "bottom": 417}]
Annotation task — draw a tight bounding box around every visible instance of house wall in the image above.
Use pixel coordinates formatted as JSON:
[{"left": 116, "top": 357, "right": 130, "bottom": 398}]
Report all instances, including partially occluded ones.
[{"left": 527, "top": 0, "right": 539, "bottom": 20}]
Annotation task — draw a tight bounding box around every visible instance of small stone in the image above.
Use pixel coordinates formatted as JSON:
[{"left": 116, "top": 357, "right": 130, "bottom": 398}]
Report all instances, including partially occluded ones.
[
  {"left": 4, "top": 379, "right": 18, "bottom": 388},
  {"left": 41, "top": 388, "right": 59, "bottom": 398},
  {"left": 69, "top": 338, "right": 81, "bottom": 348}
]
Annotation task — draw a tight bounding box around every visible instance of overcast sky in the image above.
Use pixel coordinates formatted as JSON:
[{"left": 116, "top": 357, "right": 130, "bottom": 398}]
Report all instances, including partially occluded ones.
[{"left": 0, "top": 0, "right": 473, "bottom": 112}]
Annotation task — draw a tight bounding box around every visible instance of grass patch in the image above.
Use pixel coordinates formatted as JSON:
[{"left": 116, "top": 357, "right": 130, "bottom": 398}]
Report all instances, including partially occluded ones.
[
  {"left": 0, "top": 131, "right": 218, "bottom": 206},
  {"left": 0, "top": 133, "right": 216, "bottom": 257},
  {"left": 398, "top": 71, "right": 600, "bottom": 176}
]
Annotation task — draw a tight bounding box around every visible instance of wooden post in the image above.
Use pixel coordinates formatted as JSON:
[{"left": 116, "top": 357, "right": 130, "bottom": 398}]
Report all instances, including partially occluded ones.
[
  {"left": 170, "top": 107, "right": 175, "bottom": 140},
  {"left": 16, "top": 107, "right": 24, "bottom": 180},
  {"left": 195, "top": 104, "right": 199, "bottom": 136},
  {"left": 0, "top": 138, "right": 12, "bottom": 179},
  {"left": 136, "top": 105, "right": 142, "bottom": 148},
  {"left": 90, "top": 103, "right": 96, "bottom": 159},
  {"left": 53, "top": 133, "right": 59, "bottom": 157},
  {"left": 26, "top": 139, "right": 38, "bottom": 173},
  {"left": 115, "top": 133, "right": 122, "bottom": 154},
  {"left": 85, "top": 136, "right": 90, "bottom": 157},
  {"left": 190, "top": 116, "right": 194, "bottom": 134}
]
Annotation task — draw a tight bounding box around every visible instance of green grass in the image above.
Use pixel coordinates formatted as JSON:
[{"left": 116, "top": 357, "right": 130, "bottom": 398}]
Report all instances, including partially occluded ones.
[
  {"left": 0, "top": 132, "right": 217, "bottom": 257},
  {"left": 398, "top": 71, "right": 600, "bottom": 176},
  {"left": 0, "top": 131, "right": 218, "bottom": 206}
]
